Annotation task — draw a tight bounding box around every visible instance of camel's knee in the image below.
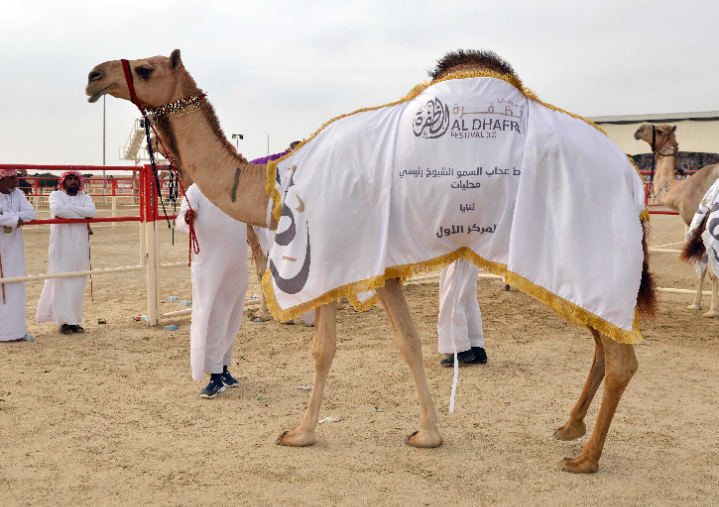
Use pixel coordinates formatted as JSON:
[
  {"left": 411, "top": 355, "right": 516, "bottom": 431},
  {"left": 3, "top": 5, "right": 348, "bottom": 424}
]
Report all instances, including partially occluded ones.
[
  {"left": 311, "top": 335, "right": 336, "bottom": 365},
  {"left": 605, "top": 347, "right": 638, "bottom": 387}
]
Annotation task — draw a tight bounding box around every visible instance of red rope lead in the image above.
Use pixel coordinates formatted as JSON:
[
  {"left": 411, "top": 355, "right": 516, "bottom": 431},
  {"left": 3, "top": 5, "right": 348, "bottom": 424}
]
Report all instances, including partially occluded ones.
[{"left": 184, "top": 208, "right": 200, "bottom": 266}]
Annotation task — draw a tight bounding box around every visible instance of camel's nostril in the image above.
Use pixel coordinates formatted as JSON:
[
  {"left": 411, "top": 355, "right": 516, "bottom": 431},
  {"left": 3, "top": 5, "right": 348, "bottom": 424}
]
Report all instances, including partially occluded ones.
[{"left": 88, "top": 71, "right": 103, "bottom": 82}]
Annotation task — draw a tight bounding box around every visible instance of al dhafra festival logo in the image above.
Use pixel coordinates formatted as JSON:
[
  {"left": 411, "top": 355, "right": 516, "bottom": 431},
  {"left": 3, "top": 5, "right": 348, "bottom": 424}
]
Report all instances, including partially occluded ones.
[{"left": 413, "top": 97, "right": 450, "bottom": 139}]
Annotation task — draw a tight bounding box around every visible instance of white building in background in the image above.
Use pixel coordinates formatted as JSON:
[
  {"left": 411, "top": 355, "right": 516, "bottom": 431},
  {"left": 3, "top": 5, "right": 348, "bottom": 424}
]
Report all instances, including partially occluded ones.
[{"left": 587, "top": 111, "right": 719, "bottom": 155}]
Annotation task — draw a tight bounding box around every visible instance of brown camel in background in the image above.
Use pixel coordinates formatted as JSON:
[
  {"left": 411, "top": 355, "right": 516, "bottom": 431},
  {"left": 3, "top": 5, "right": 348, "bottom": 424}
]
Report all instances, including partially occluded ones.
[
  {"left": 85, "top": 49, "right": 652, "bottom": 473},
  {"left": 634, "top": 124, "right": 719, "bottom": 316}
]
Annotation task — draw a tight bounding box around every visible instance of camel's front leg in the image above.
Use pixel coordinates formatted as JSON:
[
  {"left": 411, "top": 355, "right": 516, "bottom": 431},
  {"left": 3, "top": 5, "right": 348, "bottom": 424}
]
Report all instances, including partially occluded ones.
[
  {"left": 687, "top": 268, "right": 706, "bottom": 310},
  {"left": 376, "top": 278, "right": 442, "bottom": 448},
  {"left": 702, "top": 268, "right": 719, "bottom": 317},
  {"left": 277, "top": 302, "right": 337, "bottom": 446},
  {"left": 563, "top": 334, "right": 637, "bottom": 474},
  {"left": 246, "top": 227, "right": 272, "bottom": 322},
  {"left": 555, "top": 328, "right": 605, "bottom": 441}
]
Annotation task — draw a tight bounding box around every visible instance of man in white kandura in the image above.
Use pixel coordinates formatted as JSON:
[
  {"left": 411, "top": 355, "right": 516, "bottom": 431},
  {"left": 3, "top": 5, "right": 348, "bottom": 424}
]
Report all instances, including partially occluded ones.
[
  {"left": 36, "top": 171, "right": 96, "bottom": 334},
  {"left": 176, "top": 183, "right": 249, "bottom": 399},
  {"left": 0, "top": 169, "right": 37, "bottom": 342},
  {"left": 438, "top": 259, "right": 487, "bottom": 366}
]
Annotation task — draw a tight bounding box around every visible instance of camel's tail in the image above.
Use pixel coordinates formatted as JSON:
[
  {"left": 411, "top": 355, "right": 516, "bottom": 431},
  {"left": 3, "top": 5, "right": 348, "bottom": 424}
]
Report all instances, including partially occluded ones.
[
  {"left": 637, "top": 220, "right": 657, "bottom": 318},
  {"left": 679, "top": 214, "right": 708, "bottom": 265}
]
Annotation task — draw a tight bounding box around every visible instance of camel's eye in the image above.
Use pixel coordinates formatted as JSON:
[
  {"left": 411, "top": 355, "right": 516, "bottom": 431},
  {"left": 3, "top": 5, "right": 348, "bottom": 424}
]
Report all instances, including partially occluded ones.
[
  {"left": 135, "top": 66, "right": 154, "bottom": 80},
  {"left": 656, "top": 129, "right": 663, "bottom": 134}
]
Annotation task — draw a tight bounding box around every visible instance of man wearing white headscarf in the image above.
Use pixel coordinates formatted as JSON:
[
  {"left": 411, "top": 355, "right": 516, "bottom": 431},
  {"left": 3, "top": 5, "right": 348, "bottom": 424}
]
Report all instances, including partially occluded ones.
[
  {"left": 0, "top": 169, "right": 37, "bottom": 342},
  {"left": 36, "top": 171, "right": 96, "bottom": 334}
]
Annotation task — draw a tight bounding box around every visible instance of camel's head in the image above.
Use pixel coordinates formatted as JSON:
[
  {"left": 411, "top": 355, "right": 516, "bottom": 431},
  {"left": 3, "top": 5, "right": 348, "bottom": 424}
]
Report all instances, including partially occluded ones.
[
  {"left": 633, "top": 123, "right": 677, "bottom": 148},
  {"left": 85, "top": 50, "right": 188, "bottom": 108}
]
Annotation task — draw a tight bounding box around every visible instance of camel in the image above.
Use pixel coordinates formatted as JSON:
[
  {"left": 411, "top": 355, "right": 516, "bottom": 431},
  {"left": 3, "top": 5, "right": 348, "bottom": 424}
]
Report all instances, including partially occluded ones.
[
  {"left": 85, "top": 49, "right": 653, "bottom": 473},
  {"left": 634, "top": 124, "right": 719, "bottom": 316}
]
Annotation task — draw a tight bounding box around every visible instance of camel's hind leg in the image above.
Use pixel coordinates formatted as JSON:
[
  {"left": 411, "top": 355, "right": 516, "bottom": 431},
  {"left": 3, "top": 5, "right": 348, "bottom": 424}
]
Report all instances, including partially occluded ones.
[
  {"left": 554, "top": 328, "right": 605, "bottom": 441},
  {"left": 687, "top": 268, "right": 706, "bottom": 310},
  {"left": 375, "top": 278, "right": 442, "bottom": 448},
  {"left": 562, "top": 332, "right": 638, "bottom": 474},
  {"left": 702, "top": 267, "right": 719, "bottom": 317},
  {"left": 277, "top": 302, "right": 337, "bottom": 446}
]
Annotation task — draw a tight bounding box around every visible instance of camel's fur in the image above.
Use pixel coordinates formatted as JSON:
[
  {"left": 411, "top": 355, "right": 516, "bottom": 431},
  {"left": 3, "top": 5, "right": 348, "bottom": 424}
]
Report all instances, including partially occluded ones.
[
  {"left": 634, "top": 124, "right": 719, "bottom": 317},
  {"left": 87, "top": 50, "right": 650, "bottom": 472}
]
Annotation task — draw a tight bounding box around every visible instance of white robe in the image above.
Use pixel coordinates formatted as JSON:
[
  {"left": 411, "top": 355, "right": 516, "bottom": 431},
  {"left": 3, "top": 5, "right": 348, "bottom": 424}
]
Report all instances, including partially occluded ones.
[
  {"left": 0, "top": 189, "right": 37, "bottom": 341},
  {"left": 437, "top": 259, "right": 484, "bottom": 354},
  {"left": 36, "top": 190, "right": 95, "bottom": 326},
  {"left": 176, "top": 184, "right": 249, "bottom": 381}
]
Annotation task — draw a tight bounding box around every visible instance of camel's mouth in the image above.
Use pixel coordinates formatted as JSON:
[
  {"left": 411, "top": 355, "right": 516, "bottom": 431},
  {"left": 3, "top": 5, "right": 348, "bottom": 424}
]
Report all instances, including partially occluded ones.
[
  {"left": 633, "top": 130, "right": 644, "bottom": 141},
  {"left": 86, "top": 85, "right": 113, "bottom": 103}
]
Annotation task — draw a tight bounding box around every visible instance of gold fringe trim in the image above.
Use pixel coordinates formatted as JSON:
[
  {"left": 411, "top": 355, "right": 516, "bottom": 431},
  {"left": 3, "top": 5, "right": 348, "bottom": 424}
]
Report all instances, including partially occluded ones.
[
  {"left": 625, "top": 156, "right": 651, "bottom": 222},
  {"left": 504, "top": 272, "right": 642, "bottom": 344},
  {"left": 266, "top": 161, "right": 283, "bottom": 226},
  {"left": 347, "top": 293, "right": 380, "bottom": 312},
  {"left": 263, "top": 246, "right": 641, "bottom": 344}
]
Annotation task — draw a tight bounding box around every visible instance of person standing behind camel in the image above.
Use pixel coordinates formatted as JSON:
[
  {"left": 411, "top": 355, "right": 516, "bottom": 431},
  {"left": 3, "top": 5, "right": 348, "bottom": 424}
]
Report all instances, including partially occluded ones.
[
  {"left": 0, "top": 169, "right": 37, "bottom": 342},
  {"left": 438, "top": 259, "right": 487, "bottom": 366},
  {"left": 36, "top": 171, "right": 95, "bottom": 334},
  {"left": 175, "top": 183, "right": 249, "bottom": 399}
]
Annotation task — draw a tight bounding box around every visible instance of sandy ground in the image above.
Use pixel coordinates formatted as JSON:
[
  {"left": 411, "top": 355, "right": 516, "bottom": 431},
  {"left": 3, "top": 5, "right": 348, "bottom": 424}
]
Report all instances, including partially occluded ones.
[{"left": 1, "top": 210, "right": 719, "bottom": 506}]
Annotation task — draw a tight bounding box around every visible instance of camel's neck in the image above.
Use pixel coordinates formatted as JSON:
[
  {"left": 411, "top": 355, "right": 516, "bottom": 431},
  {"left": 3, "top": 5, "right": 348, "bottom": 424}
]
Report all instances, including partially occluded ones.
[
  {"left": 651, "top": 137, "right": 681, "bottom": 207},
  {"left": 154, "top": 102, "right": 269, "bottom": 227}
]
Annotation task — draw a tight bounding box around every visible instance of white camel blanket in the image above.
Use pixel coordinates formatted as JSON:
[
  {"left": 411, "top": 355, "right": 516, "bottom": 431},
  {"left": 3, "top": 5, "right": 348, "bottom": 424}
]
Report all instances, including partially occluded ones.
[
  {"left": 264, "top": 74, "right": 647, "bottom": 343},
  {"left": 686, "top": 178, "right": 719, "bottom": 276}
]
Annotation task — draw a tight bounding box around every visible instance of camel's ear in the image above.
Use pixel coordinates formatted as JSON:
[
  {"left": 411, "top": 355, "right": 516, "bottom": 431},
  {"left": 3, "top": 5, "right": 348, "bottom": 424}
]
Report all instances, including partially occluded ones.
[
  {"left": 170, "top": 49, "right": 182, "bottom": 69},
  {"left": 671, "top": 126, "right": 677, "bottom": 132}
]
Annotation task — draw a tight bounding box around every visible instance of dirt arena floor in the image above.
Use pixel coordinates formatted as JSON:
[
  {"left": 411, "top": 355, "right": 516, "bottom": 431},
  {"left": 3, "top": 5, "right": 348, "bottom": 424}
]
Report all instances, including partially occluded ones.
[{"left": 2, "top": 210, "right": 719, "bottom": 506}]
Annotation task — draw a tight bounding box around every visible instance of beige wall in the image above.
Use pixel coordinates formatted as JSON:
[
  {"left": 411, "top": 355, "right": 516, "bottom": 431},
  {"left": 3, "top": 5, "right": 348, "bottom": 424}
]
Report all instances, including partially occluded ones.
[{"left": 599, "top": 120, "right": 719, "bottom": 155}]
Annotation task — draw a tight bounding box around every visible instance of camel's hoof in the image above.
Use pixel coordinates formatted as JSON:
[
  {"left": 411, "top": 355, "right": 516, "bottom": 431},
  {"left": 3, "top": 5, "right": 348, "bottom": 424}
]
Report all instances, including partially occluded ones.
[
  {"left": 686, "top": 303, "right": 702, "bottom": 311},
  {"left": 251, "top": 312, "right": 272, "bottom": 322},
  {"left": 702, "top": 309, "right": 719, "bottom": 318},
  {"left": 561, "top": 455, "right": 599, "bottom": 474},
  {"left": 405, "top": 430, "right": 443, "bottom": 448},
  {"left": 276, "top": 429, "right": 317, "bottom": 447},
  {"left": 553, "top": 421, "right": 586, "bottom": 441}
]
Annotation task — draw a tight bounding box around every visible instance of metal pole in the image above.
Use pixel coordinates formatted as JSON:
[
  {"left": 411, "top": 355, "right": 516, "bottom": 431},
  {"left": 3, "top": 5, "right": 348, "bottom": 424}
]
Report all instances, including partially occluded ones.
[{"left": 103, "top": 96, "right": 106, "bottom": 205}]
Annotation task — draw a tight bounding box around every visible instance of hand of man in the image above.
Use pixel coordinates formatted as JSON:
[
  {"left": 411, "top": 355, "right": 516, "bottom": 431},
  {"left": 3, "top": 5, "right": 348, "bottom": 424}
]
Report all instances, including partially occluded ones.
[
  {"left": 16, "top": 218, "right": 24, "bottom": 227},
  {"left": 184, "top": 209, "right": 195, "bottom": 225}
]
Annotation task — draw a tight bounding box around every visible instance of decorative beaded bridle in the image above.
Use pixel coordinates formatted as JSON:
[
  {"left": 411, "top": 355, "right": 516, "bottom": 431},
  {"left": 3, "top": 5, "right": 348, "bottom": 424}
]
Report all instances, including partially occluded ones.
[{"left": 146, "top": 93, "right": 207, "bottom": 119}]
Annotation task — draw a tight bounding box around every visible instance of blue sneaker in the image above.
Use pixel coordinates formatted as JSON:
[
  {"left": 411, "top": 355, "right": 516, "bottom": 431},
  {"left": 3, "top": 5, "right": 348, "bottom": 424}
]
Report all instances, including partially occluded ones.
[
  {"left": 23, "top": 333, "right": 34, "bottom": 342},
  {"left": 221, "top": 370, "right": 239, "bottom": 388},
  {"left": 200, "top": 379, "right": 226, "bottom": 399}
]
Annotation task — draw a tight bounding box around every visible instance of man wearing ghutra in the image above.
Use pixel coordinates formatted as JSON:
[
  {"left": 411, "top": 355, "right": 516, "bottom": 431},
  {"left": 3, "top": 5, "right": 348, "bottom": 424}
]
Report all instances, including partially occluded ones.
[
  {"left": 36, "top": 171, "right": 96, "bottom": 334},
  {"left": 0, "top": 169, "right": 37, "bottom": 342}
]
